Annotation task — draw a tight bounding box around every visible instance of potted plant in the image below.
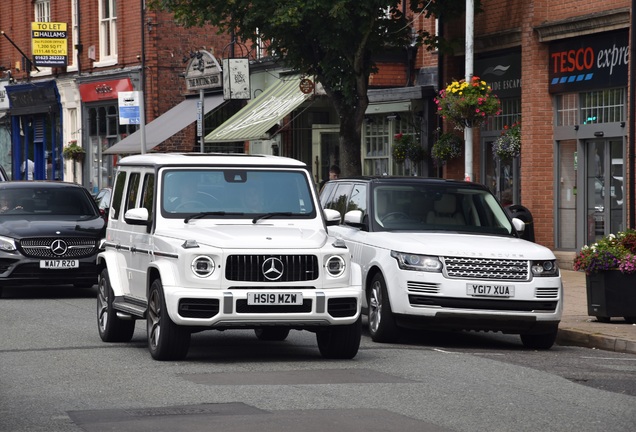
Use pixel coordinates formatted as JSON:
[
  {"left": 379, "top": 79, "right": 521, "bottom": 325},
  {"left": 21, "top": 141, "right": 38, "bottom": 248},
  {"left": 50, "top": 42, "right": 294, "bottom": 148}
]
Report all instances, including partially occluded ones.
[
  {"left": 573, "top": 229, "right": 636, "bottom": 323},
  {"left": 492, "top": 121, "right": 521, "bottom": 160},
  {"left": 392, "top": 133, "right": 426, "bottom": 164},
  {"left": 63, "top": 140, "right": 86, "bottom": 162},
  {"left": 431, "top": 130, "right": 462, "bottom": 166},
  {"left": 434, "top": 76, "right": 501, "bottom": 129}
]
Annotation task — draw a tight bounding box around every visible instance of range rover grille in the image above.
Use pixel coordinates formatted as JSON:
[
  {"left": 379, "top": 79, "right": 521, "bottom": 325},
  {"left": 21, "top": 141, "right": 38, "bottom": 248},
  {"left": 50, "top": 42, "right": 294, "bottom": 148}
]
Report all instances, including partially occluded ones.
[
  {"left": 226, "top": 255, "right": 319, "bottom": 282},
  {"left": 19, "top": 238, "right": 98, "bottom": 259},
  {"left": 444, "top": 257, "right": 529, "bottom": 281}
]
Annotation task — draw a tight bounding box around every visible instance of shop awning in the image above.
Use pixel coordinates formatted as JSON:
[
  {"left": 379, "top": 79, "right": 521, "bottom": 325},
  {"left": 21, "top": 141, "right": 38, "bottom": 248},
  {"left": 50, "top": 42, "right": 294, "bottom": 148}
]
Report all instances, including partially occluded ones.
[
  {"left": 205, "top": 76, "right": 312, "bottom": 143},
  {"left": 103, "top": 94, "right": 225, "bottom": 154}
]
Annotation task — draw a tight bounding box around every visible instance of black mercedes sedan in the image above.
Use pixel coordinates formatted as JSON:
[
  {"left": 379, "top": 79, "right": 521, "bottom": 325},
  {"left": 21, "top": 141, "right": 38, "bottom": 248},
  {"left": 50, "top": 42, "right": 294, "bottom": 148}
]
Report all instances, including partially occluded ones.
[{"left": 0, "top": 182, "right": 106, "bottom": 297}]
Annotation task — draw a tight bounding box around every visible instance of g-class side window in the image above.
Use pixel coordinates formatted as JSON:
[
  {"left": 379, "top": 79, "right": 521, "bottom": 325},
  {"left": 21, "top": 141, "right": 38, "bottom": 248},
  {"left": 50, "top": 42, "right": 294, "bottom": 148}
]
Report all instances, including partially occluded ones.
[
  {"left": 125, "top": 173, "right": 141, "bottom": 212},
  {"left": 111, "top": 171, "right": 127, "bottom": 220},
  {"left": 141, "top": 173, "right": 155, "bottom": 222}
]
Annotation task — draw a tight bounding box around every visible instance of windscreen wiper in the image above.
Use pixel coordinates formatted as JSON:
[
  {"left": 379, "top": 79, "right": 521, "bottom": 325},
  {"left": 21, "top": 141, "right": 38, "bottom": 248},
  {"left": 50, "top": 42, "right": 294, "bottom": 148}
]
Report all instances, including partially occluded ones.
[
  {"left": 184, "top": 212, "right": 244, "bottom": 223},
  {"left": 252, "top": 212, "right": 294, "bottom": 224}
]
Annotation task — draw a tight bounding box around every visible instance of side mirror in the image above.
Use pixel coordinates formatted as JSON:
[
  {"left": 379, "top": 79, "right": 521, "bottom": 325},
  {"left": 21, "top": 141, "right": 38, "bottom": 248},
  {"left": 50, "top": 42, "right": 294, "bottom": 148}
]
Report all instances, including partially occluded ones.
[
  {"left": 323, "top": 208, "right": 341, "bottom": 226},
  {"left": 344, "top": 210, "right": 364, "bottom": 227},
  {"left": 124, "top": 207, "right": 150, "bottom": 226},
  {"left": 512, "top": 217, "right": 525, "bottom": 234}
]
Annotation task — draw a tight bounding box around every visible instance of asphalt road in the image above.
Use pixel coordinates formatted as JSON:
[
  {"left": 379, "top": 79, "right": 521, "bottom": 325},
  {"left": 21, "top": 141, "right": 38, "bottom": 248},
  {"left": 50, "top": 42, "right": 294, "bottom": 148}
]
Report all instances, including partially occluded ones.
[{"left": 1, "top": 285, "right": 635, "bottom": 432}]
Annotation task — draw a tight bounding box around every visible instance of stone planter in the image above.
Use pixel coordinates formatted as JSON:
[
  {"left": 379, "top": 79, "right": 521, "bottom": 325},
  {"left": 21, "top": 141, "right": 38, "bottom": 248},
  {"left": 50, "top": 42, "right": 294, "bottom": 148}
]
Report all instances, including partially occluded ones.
[{"left": 586, "top": 271, "right": 636, "bottom": 323}]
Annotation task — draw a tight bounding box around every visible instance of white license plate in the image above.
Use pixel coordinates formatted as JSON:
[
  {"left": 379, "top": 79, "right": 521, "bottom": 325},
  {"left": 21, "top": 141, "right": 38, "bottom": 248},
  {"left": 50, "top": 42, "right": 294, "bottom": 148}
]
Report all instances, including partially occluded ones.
[
  {"left": 40, "top": 259, "right": 79, "bottom": 269},
  {"left": 466, "top": 283, "right": 514, "bottom": 297},
  {"left": 247, "top": 292, "right": 303, "bottom": 305}
]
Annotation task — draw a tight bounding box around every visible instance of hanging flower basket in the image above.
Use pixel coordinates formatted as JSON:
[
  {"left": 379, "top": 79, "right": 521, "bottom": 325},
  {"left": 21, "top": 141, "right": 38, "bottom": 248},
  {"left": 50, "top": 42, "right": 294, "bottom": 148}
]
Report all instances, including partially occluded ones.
[
  {"left": 492, "top": 122, "right": 521, "bottom": 160},
  {"left": 431, "top": 131, "right": 462, "bottom": 166},
  {"left": 63, "top": 140, "right": 86, "bottom": 162},
  {"left": 434, "top": 76, "right": 501, "bottom": 129},
  {"left": 392, "top": 133, "right": 426, "bottom": 164}
]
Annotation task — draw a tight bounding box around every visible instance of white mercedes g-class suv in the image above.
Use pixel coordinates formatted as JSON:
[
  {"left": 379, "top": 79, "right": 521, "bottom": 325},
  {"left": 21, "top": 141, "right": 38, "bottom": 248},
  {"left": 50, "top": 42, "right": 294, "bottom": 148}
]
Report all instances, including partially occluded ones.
[{"left": 96, "top": 153, "right": 362, "bottom": 360}]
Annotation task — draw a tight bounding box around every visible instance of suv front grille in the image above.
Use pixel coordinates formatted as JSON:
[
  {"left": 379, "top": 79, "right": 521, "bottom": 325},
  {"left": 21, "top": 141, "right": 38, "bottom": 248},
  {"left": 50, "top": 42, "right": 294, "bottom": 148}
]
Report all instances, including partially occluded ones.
[
  {"left": 19, "top": 237, "right": 98, "bottom": 259},
  {"left": 226, "top": 255, "right": 319, "bottom": 282},
  {"left": 444, "top": 257, "right": 529, "bottom": 281}
]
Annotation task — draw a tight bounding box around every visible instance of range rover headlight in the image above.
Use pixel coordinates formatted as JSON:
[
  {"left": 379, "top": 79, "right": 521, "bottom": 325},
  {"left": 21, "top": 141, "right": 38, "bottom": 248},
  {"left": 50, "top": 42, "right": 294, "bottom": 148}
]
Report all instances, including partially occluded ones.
[
  {"left": 391, "top": 251, "right": 442, "bottom": 272},
  {"left": 191, "top": 256, "right": 215, "bottom": 278},
  {"left": 325, "top": 255, "right": 346, "bottom": 277},
  {"left": 531, "top": 260, "right": 559, "bottom": 277},
  {"left": 0, "top": 236, "right": 17, "bottom": 252}
]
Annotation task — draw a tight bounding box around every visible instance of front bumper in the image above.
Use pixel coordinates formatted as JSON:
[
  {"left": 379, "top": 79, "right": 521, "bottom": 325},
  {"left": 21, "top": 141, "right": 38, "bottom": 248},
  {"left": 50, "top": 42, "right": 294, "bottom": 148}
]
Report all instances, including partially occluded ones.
[
  {"left": 0, "top": 255, "right": 99, "bottom": 287},
  {"left": 386, "top": 269, "right": 563, "bottom": 333},
  {"left": 163, "top": 286, "right": 362, "bottom": 328}
]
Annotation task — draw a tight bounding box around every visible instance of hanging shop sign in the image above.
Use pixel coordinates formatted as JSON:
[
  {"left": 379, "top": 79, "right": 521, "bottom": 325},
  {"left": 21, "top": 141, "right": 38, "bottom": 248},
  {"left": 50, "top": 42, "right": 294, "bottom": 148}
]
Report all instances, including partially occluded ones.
[
  {"left": 549, "top": 30, "right": 629, "bottom": 94},
  {"left": 79, "top": 78, "right": 134, "bottom": 102},
  {"left": 31, "top": 22, "right": 68, "bottom": 67},
  {"left": 185, "top": 50, "right": 222, "bottom": 91},
  {"left": 222, "top": 58, "right": 251, "bottom": 100}
]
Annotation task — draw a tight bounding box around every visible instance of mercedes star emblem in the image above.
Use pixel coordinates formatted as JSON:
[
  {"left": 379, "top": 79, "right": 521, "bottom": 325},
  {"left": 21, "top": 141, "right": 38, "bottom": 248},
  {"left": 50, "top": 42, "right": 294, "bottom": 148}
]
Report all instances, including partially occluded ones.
[
  {"left": 262, "top": 257, "right": 284, "bottom": 281},
  {"left": 50, "top": 239, "right": 68, "bottom": 256}
]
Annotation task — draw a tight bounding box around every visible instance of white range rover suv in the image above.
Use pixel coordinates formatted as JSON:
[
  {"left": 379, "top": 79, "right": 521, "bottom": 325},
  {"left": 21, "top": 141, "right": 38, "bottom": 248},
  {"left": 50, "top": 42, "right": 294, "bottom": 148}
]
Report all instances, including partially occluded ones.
[
  {"left": 96, "top": 153, "right": 362, "bottom": 360},
  {"left": 320, "top": 176, "right": 562, "bottom": 349}
]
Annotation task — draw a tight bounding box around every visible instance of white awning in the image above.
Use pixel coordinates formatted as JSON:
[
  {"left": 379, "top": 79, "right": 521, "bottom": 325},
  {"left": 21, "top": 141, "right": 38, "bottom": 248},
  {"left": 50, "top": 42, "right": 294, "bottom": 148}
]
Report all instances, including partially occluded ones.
[
  {"left": 205, "top": 76, "right": 313, "bottom": 143},
  {"left": 103, "top": 94, "right": 225, "bottom": 154}
]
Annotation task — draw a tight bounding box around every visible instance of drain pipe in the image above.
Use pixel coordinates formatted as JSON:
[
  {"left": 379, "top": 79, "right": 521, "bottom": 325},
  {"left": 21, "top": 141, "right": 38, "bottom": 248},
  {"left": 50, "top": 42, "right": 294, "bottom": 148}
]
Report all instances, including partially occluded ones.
[{"left": 629, "top": 0, "right": 635, "bottom": 228}]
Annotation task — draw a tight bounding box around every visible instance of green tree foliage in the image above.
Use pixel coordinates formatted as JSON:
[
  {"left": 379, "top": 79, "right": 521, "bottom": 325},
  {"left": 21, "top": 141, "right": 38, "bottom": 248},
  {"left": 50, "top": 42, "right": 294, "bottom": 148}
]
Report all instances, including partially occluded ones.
[{"left": 149, "top": 0, "right": 475, "bottom": 175}]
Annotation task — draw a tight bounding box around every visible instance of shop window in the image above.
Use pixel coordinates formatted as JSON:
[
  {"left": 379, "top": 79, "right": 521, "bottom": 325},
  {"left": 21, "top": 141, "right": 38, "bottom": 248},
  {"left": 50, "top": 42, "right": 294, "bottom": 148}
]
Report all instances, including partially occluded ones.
[
  {"left": 580, "top": 88, "right": 625, "bottom": 124},
  {"left": 556, "top": 140, "right": 577, "bottom": 249},
  {"left": 363, "top": 115, "right": 417, "bottom": 176},
  {"left": 557, "top": 93, "right": 578, "bottom": 126},
  {"left": 483, "top": 97, "right": 520, "bottom": 131}
]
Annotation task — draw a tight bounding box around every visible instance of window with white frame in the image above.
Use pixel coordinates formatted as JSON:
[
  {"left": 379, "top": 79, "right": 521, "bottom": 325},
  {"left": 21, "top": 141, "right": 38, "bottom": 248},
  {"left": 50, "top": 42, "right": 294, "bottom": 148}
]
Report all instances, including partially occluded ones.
[
  {"left": 32, "top": 0, "right": 52, "bottom": 75},
  {"left": 98, "top": 0, "right": 117, "bottom": 63},
  {"left": 34, "top": 0, "right": 50, "bottom": 22},
  {"left": 69, "top": 0, "right": 79, "bottom": 69},
  {"left": 363, "top": 115, "right": 417, "bottom": 176}
]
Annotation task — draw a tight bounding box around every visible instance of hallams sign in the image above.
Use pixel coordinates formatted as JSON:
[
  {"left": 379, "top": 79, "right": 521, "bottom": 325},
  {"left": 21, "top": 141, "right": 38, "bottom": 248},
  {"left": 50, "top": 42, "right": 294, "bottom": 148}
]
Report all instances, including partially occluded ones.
[{"left": 31, "top": 22, "right": 68, "bottom": 67}]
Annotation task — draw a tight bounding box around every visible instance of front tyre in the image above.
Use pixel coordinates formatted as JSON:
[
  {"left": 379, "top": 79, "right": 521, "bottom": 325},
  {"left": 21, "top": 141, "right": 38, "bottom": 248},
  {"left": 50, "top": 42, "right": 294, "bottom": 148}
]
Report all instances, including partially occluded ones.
[
  {"left": 367, "top": 273, "right": 400, "bottom": 343},
  {"left": 520, "top": 326, "right": 558, "bottom": 350},
  {"left": 97, "top": 268, "right": 135, "bottom": 342},
  {"left": 147, "top": 278, "right": 190, "bottom": 361},
  {"left": 316, "top": 317, "right": 361, "bottom": 359}
]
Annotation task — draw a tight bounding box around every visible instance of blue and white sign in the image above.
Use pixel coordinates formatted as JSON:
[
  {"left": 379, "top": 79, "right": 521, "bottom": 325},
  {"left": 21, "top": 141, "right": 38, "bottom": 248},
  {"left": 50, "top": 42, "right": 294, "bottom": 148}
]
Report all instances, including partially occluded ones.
[{"left": 118, "top": 91, "right": 141, "bottom": 124}]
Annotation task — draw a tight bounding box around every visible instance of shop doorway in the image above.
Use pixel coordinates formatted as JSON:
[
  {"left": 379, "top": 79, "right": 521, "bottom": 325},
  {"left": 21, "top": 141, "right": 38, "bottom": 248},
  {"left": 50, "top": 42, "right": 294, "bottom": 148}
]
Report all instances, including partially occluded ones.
[
  {"left": 585, "top": 139, "right": 624, "bottom": 245},
  {"left": 311, "top": 125, "right": 339, "bottom": 187},
  {"left": 483, "top": 137, "right": 519, "bottom": 206}
]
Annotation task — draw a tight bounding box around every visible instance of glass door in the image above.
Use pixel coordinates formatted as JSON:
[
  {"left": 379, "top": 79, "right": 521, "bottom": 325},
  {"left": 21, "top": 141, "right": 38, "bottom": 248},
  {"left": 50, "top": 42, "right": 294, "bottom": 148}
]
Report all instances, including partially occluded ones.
[{"left": 585, "top": 139, "right": 624, "bottom": 244}]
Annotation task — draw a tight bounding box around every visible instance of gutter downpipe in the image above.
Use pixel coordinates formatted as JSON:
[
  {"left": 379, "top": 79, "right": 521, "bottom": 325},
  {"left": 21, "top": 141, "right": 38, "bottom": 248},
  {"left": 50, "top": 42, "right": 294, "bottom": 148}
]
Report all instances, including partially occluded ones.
[{"left": 629, "top": 0, "right": 635, "bottom": 228}]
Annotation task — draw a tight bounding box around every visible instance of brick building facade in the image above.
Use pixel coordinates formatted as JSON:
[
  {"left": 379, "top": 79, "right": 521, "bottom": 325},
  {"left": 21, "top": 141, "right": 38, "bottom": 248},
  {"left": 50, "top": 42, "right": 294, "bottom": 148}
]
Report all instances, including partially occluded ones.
[
  {"left": 429, "top": 0, "right": 633, "bottom": 261},
  {"left": 0, "top": 1, "right": 231, "bottom": 192}
]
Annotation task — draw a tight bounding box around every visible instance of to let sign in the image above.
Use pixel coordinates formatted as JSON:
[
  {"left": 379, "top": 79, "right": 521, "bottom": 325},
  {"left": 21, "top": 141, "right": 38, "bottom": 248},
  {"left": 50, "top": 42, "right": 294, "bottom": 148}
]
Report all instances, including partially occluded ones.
[
  {"left": 118, "top": 91, "right": 141, "bottom": 125},
  {"left": 32, "top": 22, "right": 68, "bottom": 67}
]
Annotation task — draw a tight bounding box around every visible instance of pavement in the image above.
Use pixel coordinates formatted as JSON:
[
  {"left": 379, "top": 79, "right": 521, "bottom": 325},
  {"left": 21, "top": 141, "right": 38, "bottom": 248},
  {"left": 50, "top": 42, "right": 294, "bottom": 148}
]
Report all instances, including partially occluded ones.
[{"left": 557, "top": 270, "right": 636, "bottom": 354}]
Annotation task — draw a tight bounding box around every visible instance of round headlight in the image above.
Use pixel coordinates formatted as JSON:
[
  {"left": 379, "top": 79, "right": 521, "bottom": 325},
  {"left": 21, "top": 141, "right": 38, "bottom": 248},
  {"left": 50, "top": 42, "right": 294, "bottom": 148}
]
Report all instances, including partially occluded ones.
[
  {"left": 191, "top": 256, "right": 215, "bottom": 278},
  {"left": 325, "top": 255, "right": 346, "bottom": 277}
]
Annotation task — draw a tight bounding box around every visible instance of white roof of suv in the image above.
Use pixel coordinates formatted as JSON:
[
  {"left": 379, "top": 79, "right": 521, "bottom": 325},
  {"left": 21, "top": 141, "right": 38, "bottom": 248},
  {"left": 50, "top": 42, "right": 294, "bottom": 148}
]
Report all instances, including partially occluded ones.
[{"left": 116, "top": 152, "right": 307, "bottom": 168}]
